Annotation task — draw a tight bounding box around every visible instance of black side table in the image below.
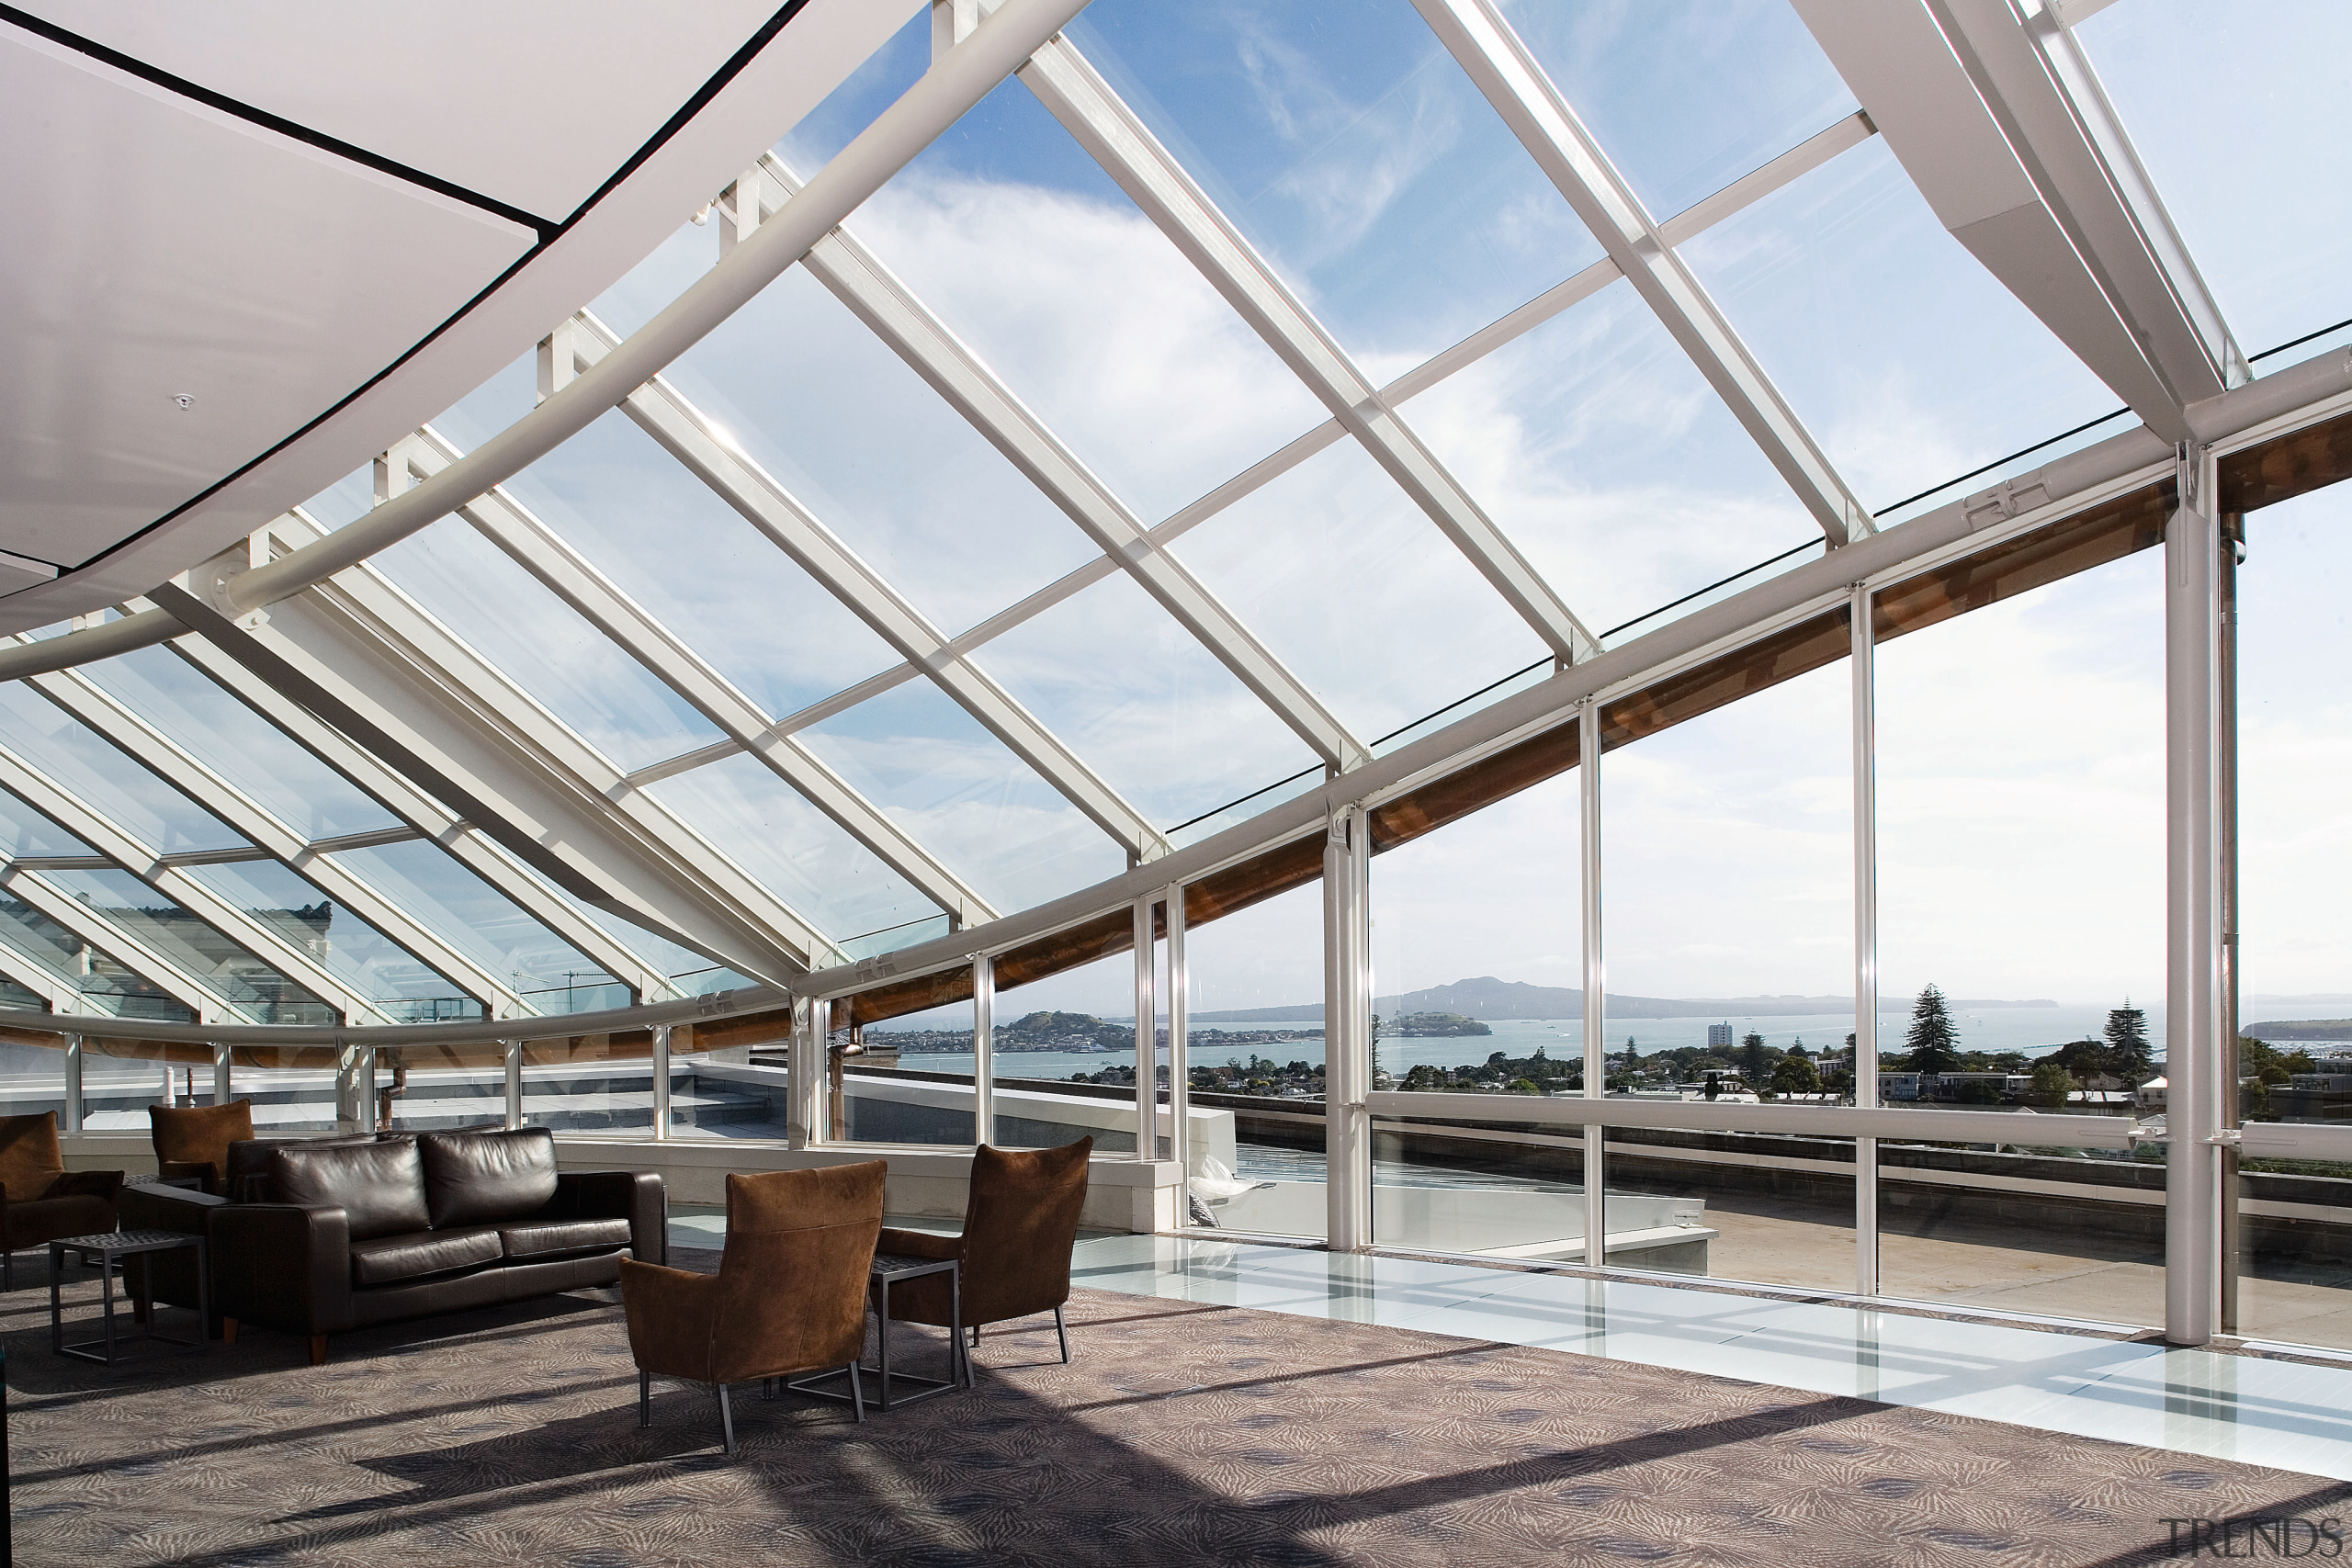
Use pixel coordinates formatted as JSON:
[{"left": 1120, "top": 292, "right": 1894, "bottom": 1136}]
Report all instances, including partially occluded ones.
[
  {"left": 789, "top": 1253, "right": 968, "bottom": 1411},
  {"left": 49, "top": 1231, "right": 209, "bottom": 1366}
]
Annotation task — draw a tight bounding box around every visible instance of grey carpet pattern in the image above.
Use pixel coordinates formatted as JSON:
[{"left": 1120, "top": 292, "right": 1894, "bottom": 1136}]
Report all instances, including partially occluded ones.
[{"left": 1, "top": 1245, "right": 2343, "bottom": 1565}]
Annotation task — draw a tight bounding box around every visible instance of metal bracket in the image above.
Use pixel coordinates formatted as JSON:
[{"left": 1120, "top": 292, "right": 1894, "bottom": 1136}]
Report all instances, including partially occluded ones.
[
  {"left": 1962, "top": 473, "right": 2053, "bottom": 530},
  {"left": 2205, "top": 1128, "right": 2243, "bottom": 1148}
]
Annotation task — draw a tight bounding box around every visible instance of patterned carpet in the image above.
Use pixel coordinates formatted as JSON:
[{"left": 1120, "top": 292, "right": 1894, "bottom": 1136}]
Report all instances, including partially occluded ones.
[{"left": 3, "top": 1246, "right": 2346, "bottom": 1566}]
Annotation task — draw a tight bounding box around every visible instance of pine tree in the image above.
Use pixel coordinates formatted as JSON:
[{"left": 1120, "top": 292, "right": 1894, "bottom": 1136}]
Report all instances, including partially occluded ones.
[
  {"left": 1905, "top": 984, "right": 1961, "bottom": 1076},
  {"left": 1739, "top": 1033, "right": 1770, "bottom": 1089},
  {"left": 2105, "top": 1001, "right": 2153, "bottom": 1084}
]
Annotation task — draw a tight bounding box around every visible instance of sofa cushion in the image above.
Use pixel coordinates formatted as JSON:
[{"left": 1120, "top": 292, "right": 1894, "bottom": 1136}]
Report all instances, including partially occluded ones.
[
  {"left": 499, "top": 1217, "right": 631, "bottom": 1260},
  {"left": 419, "top": 1127, "right": 558, "bottom": 1229},
  {"left": 269, "top": 1140, "right": 430, "bottom": 1240},
  {"left": 348, "top": 1225, "right": 503, "bottom": 1287}
]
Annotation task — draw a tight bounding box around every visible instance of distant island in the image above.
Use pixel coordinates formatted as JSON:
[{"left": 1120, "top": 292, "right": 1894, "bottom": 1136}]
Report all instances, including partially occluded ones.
[
  {"left": 1189, "top": 976, "right": 2058, "bottom": 1024},
  {"left": 2244, "top": 1019, "right": 2352, "bottom": 1042}
]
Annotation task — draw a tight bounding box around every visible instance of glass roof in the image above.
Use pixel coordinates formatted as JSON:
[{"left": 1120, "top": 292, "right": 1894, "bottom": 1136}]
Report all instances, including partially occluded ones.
[{"left": 0, "top": 0, "right": 2337, "bottom": 1021}]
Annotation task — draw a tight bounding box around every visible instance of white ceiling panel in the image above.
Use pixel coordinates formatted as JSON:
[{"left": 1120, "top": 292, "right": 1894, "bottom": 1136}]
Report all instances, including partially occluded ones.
[
  {"left": 0, "top": 31, "right": 535, "bottom": 570},
  {"left": 12, "top": 1, "right": 787, "bottom": 222}
]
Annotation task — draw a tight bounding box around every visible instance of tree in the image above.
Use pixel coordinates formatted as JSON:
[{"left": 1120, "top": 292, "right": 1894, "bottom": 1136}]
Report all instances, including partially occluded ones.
[
  {"left": 1403, "top": 1064, "right": 1445, "bottom": 1091},
  {"left": 1905, "top": 984, "right": 1961, "bottom": 1076},
  {"left": 2105, "top": 1001, "right": 2153, "bottom": 1083},
  {"left": 1623, "top": 1035, "right": 1640, "bottom": 1068},
  {"left": 1740, "top": 1033, "right": 1770, "bottom": 1087},
  {"left": 1770, "top": 1055, "right": 1820, "bottom": 1098},
  {"left": 1788, "top": 1038, "right": 1810, "bottom": 1060},
  {"left": 2030, "top": 1059, "right": 2075, "bottom": 1108}
]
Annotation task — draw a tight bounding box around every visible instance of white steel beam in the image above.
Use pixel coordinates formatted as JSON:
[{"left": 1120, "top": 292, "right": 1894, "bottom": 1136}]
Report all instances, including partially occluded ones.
[
  {"left": 391, "top": 428, "right": 999, "bottom": 929},
  {"left": 1017, "top": 38, "right": 1603, "bottom": 662},
  {"left": 571, "top": 317, "right": 1182, "bottom": 853},
  {"left": 0, "top": 920, "right": 86, "bottom": 1013},
  {"left": 742, "top": 161, "right": 1373, "bottom": 773},
  {"left": 0, "top": 739, "right": 392, "bottom": 1022},
  {"left": 197, "top": 520, "right": 843, "bottom": 987},
  {"left": 1786, "top": 0, "right": 2241, "bottom": 441},
  {"left": 23, "top": 660, "right": 535, "bottom": 1018},
  {"left": 156, "top": 624, "right": 683, "bottom": 1003},
  {"left": 0, "top": 863, "right": 239, "bottom": 1023},
  {"left": 1414, "top": 0, "right": 1875, "bottom": 547}
]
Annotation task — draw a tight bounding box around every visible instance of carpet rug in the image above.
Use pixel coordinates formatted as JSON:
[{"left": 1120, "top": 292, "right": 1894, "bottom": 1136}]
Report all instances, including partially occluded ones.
[{"left": 2, "top": 1247, "right": 2344, "bottom": 1566}]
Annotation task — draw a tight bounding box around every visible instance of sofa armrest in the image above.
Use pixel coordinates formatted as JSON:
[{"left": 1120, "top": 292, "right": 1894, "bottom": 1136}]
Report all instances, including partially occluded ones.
[
  {"left": 876, "top": 1227, "right": 961, "bottom": 1261},
  {"left": 550, "top": 1171, "right": 666, "bottom": 1267},
  {"left": 47, "top": 1169, "right": 123, "bottom": 1202},
  {"left": 619, "top": 1258, "right": 716, "bottom": 1381},
  {"left": 211, "top": 1202, "right": 353, "bottom": 1336},
  {"left": 119, "top": 1181, "right": 222, "bottom": 1236}
]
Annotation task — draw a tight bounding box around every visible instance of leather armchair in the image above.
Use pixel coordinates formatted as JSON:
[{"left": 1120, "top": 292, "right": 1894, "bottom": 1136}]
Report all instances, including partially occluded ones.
[
  {"left": 0, "top": 1111, "right": 120, "bottom": 1290},
  {"left": 621, "top": 1161, "right": 884, "bottom": 1456},
  {"left": 149, "top": 1100, "right": 255, "bottom": 1194},
  {"left": 876, "top": 1138, "right": 1091, "bottom": 1362}
]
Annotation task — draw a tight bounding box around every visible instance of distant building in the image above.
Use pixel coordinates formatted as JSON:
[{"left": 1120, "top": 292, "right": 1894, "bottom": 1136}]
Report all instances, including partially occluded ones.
[{"left": 1707, "top": 1022, "right": 1733, "bottom": 1049}]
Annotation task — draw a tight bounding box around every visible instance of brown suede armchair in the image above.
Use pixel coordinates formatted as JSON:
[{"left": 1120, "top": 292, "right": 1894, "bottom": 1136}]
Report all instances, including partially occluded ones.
[
  {"left": 150, "top": 1100, "right": 255, "bottom": 1194},
  {"left": 0, "top": 1111, "right": 121, "bottom": 1290},
  {"left": 620, "top": 1162, "right": 884, "bottom": 1456},
  {"left": 876, "top": 1137, "right": 1091, "bottom": 1363}
]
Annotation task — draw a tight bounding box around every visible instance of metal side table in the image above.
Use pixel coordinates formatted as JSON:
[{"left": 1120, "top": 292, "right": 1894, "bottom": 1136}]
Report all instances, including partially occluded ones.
[
  {"left": 789, "top": 1253, "right": 968, "bottom": 1411},
  {"left": 50, "top": 1231, "right": 209, "bottom": 1366}
]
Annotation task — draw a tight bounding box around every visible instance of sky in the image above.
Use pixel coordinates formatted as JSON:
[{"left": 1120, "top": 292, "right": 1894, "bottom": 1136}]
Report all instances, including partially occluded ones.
[{"left": 3, "top": 0, "right": 2349, "bottom": 1029}]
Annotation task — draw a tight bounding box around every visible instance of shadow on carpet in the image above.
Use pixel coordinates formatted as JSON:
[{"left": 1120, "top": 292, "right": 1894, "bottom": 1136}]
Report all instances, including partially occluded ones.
[{"left": 2, "top": 1246, "right": 2343, "bottom": 1566}]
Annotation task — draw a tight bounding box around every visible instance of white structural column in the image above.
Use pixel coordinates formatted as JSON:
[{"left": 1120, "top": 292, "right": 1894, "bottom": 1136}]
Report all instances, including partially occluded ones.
[
  {"left": 650, "top": 1023, "right": 673, "bottom": 1141},
  {"left": 746, "top": 164, "right": 1372, "bottom": 775},
  {"left": 27, "top": 661, "right": 533, "bottom": 1017},
  {"left": 972, "top": 953, "right": 995, "bottom": 1145},
  {"left": 1165, "top": 880, "right": 1192, "bottom": 1193},
  {"left": 1579, "top": 703, "right": 1607, "bottom": 1266},
  {"left": 212, "top": 1042, "right": 232, "bottom": 1108},
  {"left": 2165, "top": 446, "right": 2226, "bottom": 1346},
  {"left": 1324, "top": 805, "right": 1373, "bottom": 1252},
  {"left": 788, "top": 994, "right": 820, "bottom": 1150},
  {"left": 1020, "top": 39, "right": 1600, "bottom": 664},
  {"left": 62, "top": 1033, "right": 81, "bottom": 1132},
  {"left": 503, "top": 1038, "right": 523, "bottom": 1129},
  {"left": 1416, "top": 0, "right": 1872, "bottom": 547},
  {"left": 0, "top": 743, "right": 390, "bottom": 1022},
  {"left": 391, "top": 431, "right": 1000, "bottom": 928},
  {"left": 571, "top": 323, "right": 1179, "bottom": 856},
  {"left": 1785, "top": 0, "right": 2239, "bottom": 441},
  {"left": 1133, "top": 894, "right": 1156, "bottom": 1161},
  {"left": 1851, "top": 582, "right": 1882, "bottom": 1298},
  {"left": 158, "top": 629, "right": 681, "bottom": 1002}
]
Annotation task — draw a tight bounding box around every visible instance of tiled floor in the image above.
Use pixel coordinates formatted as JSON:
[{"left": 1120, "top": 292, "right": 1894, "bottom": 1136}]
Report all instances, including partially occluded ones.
[{"left": 1064, "top": 1232, "right": 2352, "bottom": 1483}]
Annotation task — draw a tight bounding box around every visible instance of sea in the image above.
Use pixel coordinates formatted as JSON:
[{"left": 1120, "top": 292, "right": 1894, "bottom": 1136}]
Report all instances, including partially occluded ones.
[{"left": 888, "top": 1003, "right": 2178, "bottom": 1081}]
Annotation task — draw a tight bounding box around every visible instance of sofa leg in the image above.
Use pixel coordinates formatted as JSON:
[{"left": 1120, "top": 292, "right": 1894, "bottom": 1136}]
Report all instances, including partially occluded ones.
[
  {"left": 222, "top": 1317, "right": 238, "bottom": 1346},
  {"left": 310, "top": 1335, "right": 327, "bottom": 1367},
  {"left": 1055, "top": 1303, "right": 1070, "bottom": 1364},
  {"left": 639, "top": 1371, "right": 651, "bottom": 1428},
  {"left": 717, "top": 1382, "right": 737, "bottom": 1457}
]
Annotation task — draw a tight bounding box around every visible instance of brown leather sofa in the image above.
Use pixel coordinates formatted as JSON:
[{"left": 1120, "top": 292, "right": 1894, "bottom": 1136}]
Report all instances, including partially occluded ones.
[
  {"left": 0, "top": 1111, "right": 121, "bottom": 1290},
  {"left": 133, "top": 1125, "right": 662, "bottom": 1363}
]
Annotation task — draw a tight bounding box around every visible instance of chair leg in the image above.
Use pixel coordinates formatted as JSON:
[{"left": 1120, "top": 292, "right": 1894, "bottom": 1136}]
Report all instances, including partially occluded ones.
[
  {"left": 1056, "top": 1303, "right": 1070, "bottom": 1364},
  {"left": 717, "top": 1382, "right": 736, "bottom": 1456},
  {"left": 847, "top": 1362, "right": 865, "bottom": 1424},
  {"left": 639, "top": 1371, "right": 651, "bottom": 1428}
]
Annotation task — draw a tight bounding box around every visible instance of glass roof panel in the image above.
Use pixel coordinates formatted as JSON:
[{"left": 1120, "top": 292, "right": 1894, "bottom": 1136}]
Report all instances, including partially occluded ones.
[
  {"left": 1507, "top": 0, "right": 1860, "bottom": 222},
  {"left": 537, "top": 889, "right": 732, "bottom": 996},
  {"left": 978, "top": 567, "right": 1317, "bottom": 830},
  {"left": 663, "top": 265, "right": 1102, "bottom": 637},
  {"left": 642, "top": 750, "right": 942, "bottom": 944},
  {"left": 2076, "top": 0, "right": 2352, "bottom": 357},
  {"left": 777, "top": 4, "right": 932, "bottom": 175},
  {"left": 1171, "top": 436, "right": 1549, "bottom": 743},
  {"left": 482, "top": 409, "right": 905, "bottom": 724},
  {"left": 82, "top": 647, "right": 401, "bottom": 842},
  {"left": 795, "top": 681, "right": 1125, "bottom": 914},
  {"left": 0, "top": 897, "right": 186, "bottom": 1021},
  {"left": 176, "top": 857, "right": 474, "bottom": 1017},
  {"left": 367, "top": 518, "right": 726, "bottom": 773},
  {"left": 40, "top": 867, "right": 333, "bottom": 1024},
  {"left": 1068, "top": 0, "right": 1601, "bottom": 364},
  {"left": 1680, "top": 136, "right": 2121, "bottom": 521},
  {"left": 419, "top": 349, "right": 536, "bottom": 459},
  {"left": 0, "top": 787, "right": 96, "bottom": 858},
  {"left": 830, "top": 74, "right": 1333, "bottom": 525},
  {"left": 0, "top": 684, "right": 246, "bottom": 853},
  {"left": 324, "top": 840, "right": 605, "bottom": 1001},
  {"left": 1397, "top": 277, "right": 1821, "bottom": 644}
]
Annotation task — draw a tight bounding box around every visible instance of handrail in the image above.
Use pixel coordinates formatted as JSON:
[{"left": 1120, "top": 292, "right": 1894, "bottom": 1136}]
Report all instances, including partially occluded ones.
[{"left": 1365, "top": 1089, "right": 2143, "bottom": 1150}]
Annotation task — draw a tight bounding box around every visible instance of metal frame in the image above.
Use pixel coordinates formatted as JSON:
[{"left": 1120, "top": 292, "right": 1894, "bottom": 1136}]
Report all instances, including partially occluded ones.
[
  {"left": 1850, "top": 582, "right": 1882, "bottom": 1299},
  {"left": 1323, "top": 805, "right": 1371, "bottom": 1251},
  {"left": 1579, "top": 701, "right": 1606, "bottom": 1268}
]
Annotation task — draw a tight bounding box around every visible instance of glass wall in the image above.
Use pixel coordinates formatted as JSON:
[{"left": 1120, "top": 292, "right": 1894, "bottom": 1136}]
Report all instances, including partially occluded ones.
[
  {"left": 2233, "top": 484, "right": 2352, "bottom": 1351},
  {"left": 1872, "top": 547, "right": 2166, "bottom": 1327},
  {"left": 1183, "top": 878, "right": 1325, "bottom": 1239},
  {"left": 1602, "top": 659, "right": 1857, "bottom": 1291},
  {"left": 842, "top": 995, "right": 978, "bottom": 1147},
  {"left": 1369, "top": 767, "right": 1588, "bottom": 1260},
  {"left": 989, "top": 947, "right": 1141, "bottom": 1156}
]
